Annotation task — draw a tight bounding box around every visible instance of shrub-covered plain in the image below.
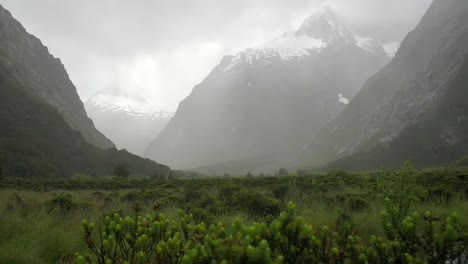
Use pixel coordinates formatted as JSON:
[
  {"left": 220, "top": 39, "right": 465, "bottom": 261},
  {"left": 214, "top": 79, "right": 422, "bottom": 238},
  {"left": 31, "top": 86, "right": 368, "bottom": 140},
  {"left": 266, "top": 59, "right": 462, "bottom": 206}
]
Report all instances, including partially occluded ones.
[{"left": 0, "top": 164, "right": 467, "bottom": 263}]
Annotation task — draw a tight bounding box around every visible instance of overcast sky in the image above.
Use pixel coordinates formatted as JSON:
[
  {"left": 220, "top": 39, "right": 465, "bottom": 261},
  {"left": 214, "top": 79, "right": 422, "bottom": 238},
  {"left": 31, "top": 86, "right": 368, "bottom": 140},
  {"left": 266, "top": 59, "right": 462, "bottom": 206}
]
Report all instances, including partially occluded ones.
[{"left": 0, "top": 0, "right": 431, "bottom": 112}]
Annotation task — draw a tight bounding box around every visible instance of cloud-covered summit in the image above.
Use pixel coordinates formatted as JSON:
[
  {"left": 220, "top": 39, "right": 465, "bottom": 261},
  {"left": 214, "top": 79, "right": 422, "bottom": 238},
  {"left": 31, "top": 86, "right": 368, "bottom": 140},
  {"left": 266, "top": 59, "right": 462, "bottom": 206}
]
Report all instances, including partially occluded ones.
[{"left": 0, "top": 0, "right": 431, "bottom": 111}]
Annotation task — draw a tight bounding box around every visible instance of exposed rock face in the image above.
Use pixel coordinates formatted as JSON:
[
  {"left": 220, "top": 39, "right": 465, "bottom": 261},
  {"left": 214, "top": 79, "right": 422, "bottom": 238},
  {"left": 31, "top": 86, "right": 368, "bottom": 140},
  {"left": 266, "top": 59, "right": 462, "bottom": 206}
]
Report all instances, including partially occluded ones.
[
  {"left": 146, "top": 6, "right": 389, "bottom": 173},
  {"left": 300, "top": 0, "right": 468, "bottom": 170},
  {"left": 0, "top": 5, "right": 114, "bottom": 149},
  {"left": 85, "top": 94, "right": 172, "bottom": 156}
]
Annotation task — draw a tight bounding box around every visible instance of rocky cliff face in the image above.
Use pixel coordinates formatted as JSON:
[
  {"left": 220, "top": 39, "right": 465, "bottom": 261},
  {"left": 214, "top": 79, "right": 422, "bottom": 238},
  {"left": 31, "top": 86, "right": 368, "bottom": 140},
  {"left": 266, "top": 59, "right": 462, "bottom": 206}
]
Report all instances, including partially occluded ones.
[
  {"left": 146, "top": 6, "right": 389, "bottom": 173},
  {"left": 300, "top": 0, "right": 468, "bottom": 170},
  {"left": 0, "top": 5, "right": 114, "bottom": 149}
]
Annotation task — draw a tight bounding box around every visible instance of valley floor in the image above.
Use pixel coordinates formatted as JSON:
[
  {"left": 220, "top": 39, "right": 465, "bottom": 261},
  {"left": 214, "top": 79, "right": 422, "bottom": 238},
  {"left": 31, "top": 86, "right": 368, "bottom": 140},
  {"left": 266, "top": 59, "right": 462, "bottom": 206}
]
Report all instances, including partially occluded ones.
[{"left": 0, "top": 165, "right": 467, "bottom": 263}]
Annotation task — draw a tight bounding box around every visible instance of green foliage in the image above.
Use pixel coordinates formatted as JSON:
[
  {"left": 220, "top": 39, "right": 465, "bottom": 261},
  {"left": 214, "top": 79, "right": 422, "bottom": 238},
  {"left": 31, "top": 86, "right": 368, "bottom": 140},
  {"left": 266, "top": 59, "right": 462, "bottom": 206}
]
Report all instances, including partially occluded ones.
[
  {"left": 326, "top": 169, "right": 350, "bottom": 179},
  {"left": 0, "top": 165, "right": 466, "bottom": 263},
  {"left": 78, "top": 201, "right": 468, "bottom": 264},
  {"left": 278, "top": 168, "right": 289, "bottom": 176},
  {"left": 380, "top": 199, "right": 467, "bottom": 263},
  {"left": 113, "top": 164, "right": 130, "bottom": 179},
  {"left": 375, "top": 162, "right": 426, "bottom": 221},
  {"left": 236, "top": 190, "right": 281, "bottom": 218},
  {"left": 0, "top": 69, "right": 172, "bottom": 178},
  {"left": 44, "top": 193, "right": 78, "bottom": 216},
  {"left": 188, "top": 207, "right": 216, "bottom": 225}
]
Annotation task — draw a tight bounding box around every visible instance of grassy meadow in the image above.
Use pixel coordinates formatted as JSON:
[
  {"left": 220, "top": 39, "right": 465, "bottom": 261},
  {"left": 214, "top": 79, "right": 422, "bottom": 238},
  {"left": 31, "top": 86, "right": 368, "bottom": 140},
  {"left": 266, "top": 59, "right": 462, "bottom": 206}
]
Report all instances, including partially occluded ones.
[{"left": 0, "top": 164, "right": 467, "bottom": 263}]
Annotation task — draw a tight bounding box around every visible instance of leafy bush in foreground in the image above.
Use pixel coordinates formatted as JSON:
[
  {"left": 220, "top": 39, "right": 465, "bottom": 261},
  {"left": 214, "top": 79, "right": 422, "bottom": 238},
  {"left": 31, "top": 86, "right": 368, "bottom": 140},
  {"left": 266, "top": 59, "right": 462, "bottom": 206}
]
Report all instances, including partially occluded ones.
[{"left": 77, "top": 201, "right": 467, "bottom": 264}]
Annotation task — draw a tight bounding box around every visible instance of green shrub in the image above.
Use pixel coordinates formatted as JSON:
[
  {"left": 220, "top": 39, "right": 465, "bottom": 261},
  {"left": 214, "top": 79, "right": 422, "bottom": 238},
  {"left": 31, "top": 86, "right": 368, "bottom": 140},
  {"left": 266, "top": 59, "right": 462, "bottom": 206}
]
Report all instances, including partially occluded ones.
[
  {"left": 120, "top": 192, "right": 139, "bottom": 203},
  {"left": 77, "top": 201, "right": 468, "bottom": 264},
  {"left": 44, "top": 193, "right": 78, "bottom": 216},
  {"left": 380, "top": 198, "right": 468, "bottom": 263},
  {"left": 375, "top": 162, "right": 426, "bottom": 221},
  {"left": 113, "top": 164, "right": 129, "bottom": 179},
  {"left": 271, "top": 186, "right": 289, "bottom": 202},
  {"left": 347, "top": 196, "right": 369, "bottom": 212},
  {"left": 218, "top": 185, "right": 239, "bottom": 202},
  {"left": 189, "top": 207, "right": 216, "bottom": 225},
  {"left": 236, "top": 191, "right": 281, "bottom": 218}
]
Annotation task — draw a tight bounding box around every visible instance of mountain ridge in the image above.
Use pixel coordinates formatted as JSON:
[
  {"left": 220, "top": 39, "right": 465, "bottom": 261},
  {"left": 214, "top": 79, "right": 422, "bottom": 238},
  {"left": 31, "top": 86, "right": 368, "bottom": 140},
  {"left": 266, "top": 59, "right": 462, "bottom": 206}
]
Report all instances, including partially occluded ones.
[
  {"left": 299, "top": 0, "right": 468, "bottom": 171},
  {"left": 0, "top": 4, "right": 114, "bottom": 149},
  {"left": 0, "top": 4, "right": 172, "bottom": 178},
  {"left": 146, "top": 6, "right": 389, "bottom": 173}
]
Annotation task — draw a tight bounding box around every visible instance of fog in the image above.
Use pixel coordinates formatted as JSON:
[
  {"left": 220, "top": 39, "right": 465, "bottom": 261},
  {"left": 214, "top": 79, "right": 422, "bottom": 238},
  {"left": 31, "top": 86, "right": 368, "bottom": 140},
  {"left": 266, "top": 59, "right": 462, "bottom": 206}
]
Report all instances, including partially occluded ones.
[{"left": 0, "top": 0, "right": 431, "bottom": 112}]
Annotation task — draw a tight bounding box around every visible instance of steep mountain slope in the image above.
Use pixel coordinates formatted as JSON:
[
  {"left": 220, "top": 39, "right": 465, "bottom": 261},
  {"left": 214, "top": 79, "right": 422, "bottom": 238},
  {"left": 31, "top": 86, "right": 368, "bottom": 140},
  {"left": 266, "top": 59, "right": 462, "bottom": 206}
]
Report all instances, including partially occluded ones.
[
  {"left": 0, "top": 66, "right": 172, "bottom": 178},
  {"left": 85, "top": 94, "right": 172, "bottom": 156},
  {"left": 300, "top": 0, "right": 468, "bottom": 170},
  {"left": 0, "top": 5, "right": 114, "bottom": 149},
  {"left": 146, "top": 6, "right": 389, "bottom": 173},
  {"left": 0, "top": 5, "right": 171, "bottom": 178}
]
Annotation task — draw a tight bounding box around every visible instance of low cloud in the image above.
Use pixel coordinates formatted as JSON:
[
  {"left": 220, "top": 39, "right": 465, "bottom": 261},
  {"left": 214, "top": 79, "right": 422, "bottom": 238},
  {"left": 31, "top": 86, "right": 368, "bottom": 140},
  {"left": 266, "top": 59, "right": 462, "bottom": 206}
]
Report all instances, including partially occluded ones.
[{"left": 0, "top": 0, "right": 431, "bottom": 111}]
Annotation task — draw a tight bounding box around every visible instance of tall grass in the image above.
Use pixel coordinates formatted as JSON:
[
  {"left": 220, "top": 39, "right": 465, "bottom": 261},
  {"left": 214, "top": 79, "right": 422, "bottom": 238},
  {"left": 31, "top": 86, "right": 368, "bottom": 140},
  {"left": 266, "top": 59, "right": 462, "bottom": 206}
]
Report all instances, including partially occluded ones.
[{"left": 0, "top": 166, "right": 466, "bottom": 263}]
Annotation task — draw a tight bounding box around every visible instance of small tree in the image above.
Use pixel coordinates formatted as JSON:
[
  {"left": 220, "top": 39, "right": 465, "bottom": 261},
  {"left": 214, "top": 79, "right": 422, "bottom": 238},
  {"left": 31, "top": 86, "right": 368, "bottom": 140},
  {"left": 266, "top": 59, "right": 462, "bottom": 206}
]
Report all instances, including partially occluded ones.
[
  {"left": 223, "top": 173, "right": 231, "bottom": 179},
  {"left": 278, "top": 168, "right": 289, "bottom": 176},
  {"left": 246, "top": 172, "right": 253, "bottom": 178},
  {"left": 113, "top": 164, "right": 129, "bottom": 179},
  {"left": 376, "top": 161, "right": 426, "bottom": 222}
]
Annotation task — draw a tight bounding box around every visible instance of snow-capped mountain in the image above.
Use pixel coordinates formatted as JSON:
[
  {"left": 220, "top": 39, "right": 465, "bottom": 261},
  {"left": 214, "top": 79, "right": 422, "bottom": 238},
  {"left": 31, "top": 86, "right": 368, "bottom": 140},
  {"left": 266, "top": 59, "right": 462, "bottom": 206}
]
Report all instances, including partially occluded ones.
[
  {"left": 146, "top": 6, "right": 389, "bottom": 173},
  {"left": 222, "top": 6, "right": 387, "bottom": 72},
  {"left": 0, "top": 4, "right": 172, "bottom": 178},
  {"left": 89, "top": 94, "right": 172, "bottom": 120},
  {"left": 86, "top": 94, "right": 172, "bottom": 156},
  {"left": 300, "top": 0, "right": 468, "bottom": 171}
]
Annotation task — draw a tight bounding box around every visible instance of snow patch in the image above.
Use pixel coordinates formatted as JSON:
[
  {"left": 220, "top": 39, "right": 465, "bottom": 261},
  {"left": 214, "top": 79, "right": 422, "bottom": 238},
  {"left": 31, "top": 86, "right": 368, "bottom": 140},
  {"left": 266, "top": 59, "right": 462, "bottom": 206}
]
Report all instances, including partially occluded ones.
[
  {"left": 354, "top": 35, "right": 377, "bottom": 54},
  {"left": 89, "top": 94, "right": 173, "bottom": 120},
  {"left": 338, "top": 93, "right": 349, "bottom": 105}
]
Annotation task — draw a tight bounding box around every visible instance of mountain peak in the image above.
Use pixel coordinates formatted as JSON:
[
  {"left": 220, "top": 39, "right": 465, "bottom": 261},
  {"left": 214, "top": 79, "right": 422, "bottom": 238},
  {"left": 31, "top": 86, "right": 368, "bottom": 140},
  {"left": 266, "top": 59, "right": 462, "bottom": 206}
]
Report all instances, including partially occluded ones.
[
  {"left": 222, "top": 4, "right": 387, "bottom": 72},
  {"left": 296, "top": 5, "right": 352, "bottom": 41}
]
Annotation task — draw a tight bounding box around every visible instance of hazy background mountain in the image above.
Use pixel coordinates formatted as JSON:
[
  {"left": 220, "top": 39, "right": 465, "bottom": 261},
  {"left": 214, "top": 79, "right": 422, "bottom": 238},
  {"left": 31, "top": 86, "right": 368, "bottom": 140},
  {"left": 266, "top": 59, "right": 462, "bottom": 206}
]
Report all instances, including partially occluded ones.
[
  {"left": 299, "top": 0, "right": 468, "bottom": 171},
  {"left": 0, "top": 0, "right": 442, "bottom": 175},
  {"left": 146, "top": 7, "right": 389, "bottom": 173},
  {"left": 0, "top": 4, "right": 171, "bottom": 178},
  {"left": 0, "top": 0, "right": 431, "bottom": 114},
  {"left": 0, "top": 5, "right": 113, "bottom": 149},
  {"left": 85, "top": 93, "right": 172, "bottom": 156}
]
